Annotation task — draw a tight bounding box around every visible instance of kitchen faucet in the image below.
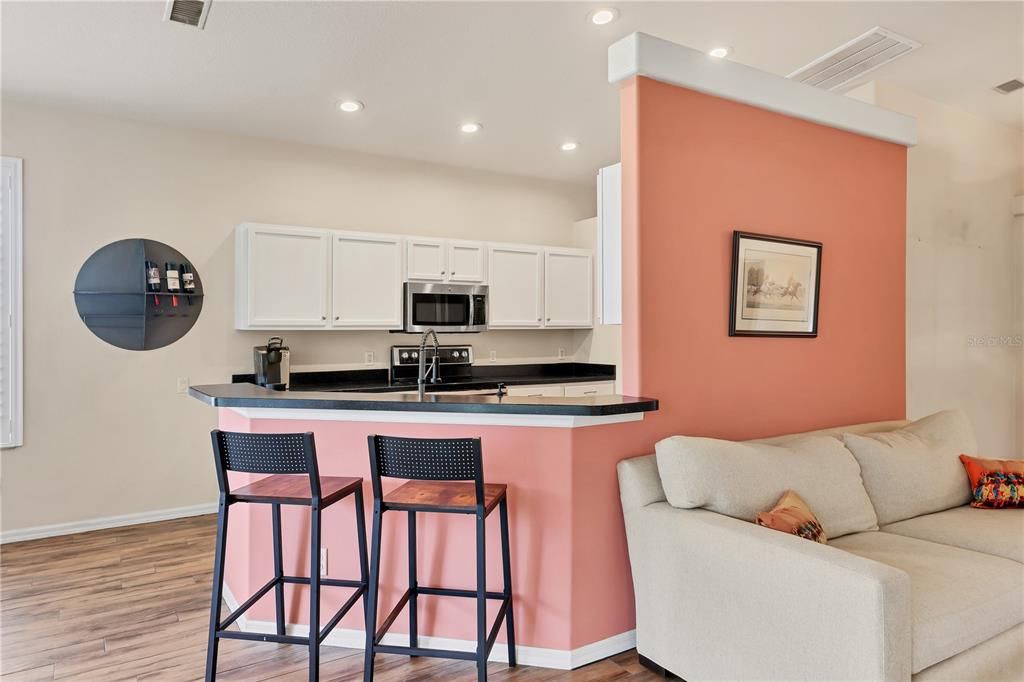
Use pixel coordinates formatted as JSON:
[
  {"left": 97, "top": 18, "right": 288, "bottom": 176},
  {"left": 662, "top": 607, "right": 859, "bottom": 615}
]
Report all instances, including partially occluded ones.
[{"left": 417, "top": 328, "right": 441, "bottom": 400}]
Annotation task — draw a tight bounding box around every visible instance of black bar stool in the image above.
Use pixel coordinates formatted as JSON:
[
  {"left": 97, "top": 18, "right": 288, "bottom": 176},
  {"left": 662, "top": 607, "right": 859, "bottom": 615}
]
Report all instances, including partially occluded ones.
[
  {"left": 363, "top": 435, "right": 516, "bottom": 682},
  {"left": 205, "top": 430, "right": 369, "bottom": 682}
]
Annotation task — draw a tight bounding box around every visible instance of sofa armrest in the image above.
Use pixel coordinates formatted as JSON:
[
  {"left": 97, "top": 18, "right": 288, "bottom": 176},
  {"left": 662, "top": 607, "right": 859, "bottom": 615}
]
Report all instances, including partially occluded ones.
[{"left": 623, "top": 503, "right": 912, "bottom": 681}]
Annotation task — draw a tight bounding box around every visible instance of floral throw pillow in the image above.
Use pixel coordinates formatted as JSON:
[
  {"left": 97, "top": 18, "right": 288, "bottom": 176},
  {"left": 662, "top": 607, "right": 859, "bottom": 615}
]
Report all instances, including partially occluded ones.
[
  {"left": 755, "top": 490, "right": 827, "bottom": 543},
  {"left": 971, "top": 471, "right": 1024, "bottom": 509}
]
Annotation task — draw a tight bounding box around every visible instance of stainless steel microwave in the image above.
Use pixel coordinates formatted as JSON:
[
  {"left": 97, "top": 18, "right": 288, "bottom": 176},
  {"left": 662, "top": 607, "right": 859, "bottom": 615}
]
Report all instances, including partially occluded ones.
[{"left": 403, "top": 282, "right": 488, "bottom": 333}]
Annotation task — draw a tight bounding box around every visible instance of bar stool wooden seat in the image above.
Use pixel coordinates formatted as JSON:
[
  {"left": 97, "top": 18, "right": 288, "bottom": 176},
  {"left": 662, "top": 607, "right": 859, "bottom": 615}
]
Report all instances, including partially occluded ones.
[
  {"left": 363, "top": 435, "right": 516, "bottom": 682},
  {"left": 205, "top": 430, "right": 369, "bottom": 682}
]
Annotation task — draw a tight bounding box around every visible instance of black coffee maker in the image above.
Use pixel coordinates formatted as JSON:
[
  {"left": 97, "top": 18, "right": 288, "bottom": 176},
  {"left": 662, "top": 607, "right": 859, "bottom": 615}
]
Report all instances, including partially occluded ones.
[{"left": 253, "top": 336, "right": 290, "bottom": 390}]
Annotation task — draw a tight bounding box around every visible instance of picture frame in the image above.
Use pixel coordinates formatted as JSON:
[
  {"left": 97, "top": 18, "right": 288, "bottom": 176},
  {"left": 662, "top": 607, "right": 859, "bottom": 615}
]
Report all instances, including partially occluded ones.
[{"left": 729, "top": 231, "right": 822, "bottom": 337}]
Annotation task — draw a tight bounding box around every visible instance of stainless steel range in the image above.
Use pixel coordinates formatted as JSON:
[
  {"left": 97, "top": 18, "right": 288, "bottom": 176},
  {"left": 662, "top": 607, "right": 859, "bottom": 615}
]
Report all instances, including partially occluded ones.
[{"left": 390, "top": 344, "right": 474, "bottom": 386}]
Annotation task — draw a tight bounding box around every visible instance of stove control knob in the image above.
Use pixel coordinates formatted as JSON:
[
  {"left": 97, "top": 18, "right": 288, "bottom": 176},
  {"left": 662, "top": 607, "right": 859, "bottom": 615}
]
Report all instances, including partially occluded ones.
[
  {"left": 461, "top": 351, "right": 469, "bottom": 358},
  {"left": 411, "top": 351, "right": 419, "bottom": 359},
  {"left": 400, "top": 352, "right": 409, "bottom": 360}
]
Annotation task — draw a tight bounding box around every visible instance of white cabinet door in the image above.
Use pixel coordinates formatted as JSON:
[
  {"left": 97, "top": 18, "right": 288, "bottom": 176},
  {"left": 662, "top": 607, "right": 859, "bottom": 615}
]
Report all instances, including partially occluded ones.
[
  {"left": 238, "top": 224, "right": 330, "bottom": 328},
  {"left": 488, "top": 245, "right": 543, "bottom": 328},
  {"left": 333, "top": 233, "right": 403, "bottom": 329},
  {"left": 448, "top": 241, "right": 486, "bottom": 283},
  {"left": 406, "top": 238, "right": 447, "bottom": 281},
  {"left": 563, "top": 382, "right": 614, "bottom": 397},
  {"left": 544, "top": 249, "right": 593, "bottom": 328},
  {"left": 506, "top": 384, "right": 565, "bottom": 397}
]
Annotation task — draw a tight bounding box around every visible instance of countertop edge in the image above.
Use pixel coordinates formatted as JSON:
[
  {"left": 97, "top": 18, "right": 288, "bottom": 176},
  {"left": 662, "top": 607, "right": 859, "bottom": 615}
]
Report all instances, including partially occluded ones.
[{"left": 188, "top": 385, "right": 658, "bottom": 417}]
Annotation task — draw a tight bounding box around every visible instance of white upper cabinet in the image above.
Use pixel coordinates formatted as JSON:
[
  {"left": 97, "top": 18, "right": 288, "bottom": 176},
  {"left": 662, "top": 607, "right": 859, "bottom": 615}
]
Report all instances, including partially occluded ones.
[
  {"left": 488, "top": 245, "right": 544, "bottom": 328},
  {"left": 544, "top": 248, "right": 593, "bottom": 328},
  {"left": 406, "top": 238, "right": 447, "bottom": 281},
  {"left": 407, "top": 238, "right": 485, "bottom": 283},
  {"left": 447, "top": 241, "right": 486, "bottom": 283},
  {"left": 236, "top": 223, "right": 593, "bottom": 332},
  {"left": 236, "top": 224, "right": 330, "bottom": 329},
  {"left": 332, "top": 233, "right": 403, "bottom": 329}
]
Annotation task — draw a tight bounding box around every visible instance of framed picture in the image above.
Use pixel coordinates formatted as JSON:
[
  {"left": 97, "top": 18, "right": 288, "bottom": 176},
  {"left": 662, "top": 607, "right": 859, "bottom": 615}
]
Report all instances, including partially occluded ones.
[{"left": 729, "top": 231, "right": 822, "bottom": 337}]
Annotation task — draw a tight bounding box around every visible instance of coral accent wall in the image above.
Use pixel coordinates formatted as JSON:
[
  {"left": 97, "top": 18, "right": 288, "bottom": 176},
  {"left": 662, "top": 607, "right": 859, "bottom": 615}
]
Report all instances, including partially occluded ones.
[{"left": 621, "top": 76, "right": 907, "bottom": 443}]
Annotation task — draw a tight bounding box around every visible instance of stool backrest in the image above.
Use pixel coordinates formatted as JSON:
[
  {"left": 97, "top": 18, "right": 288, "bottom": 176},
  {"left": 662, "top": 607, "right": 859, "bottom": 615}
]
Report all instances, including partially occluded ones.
[
  {"left": 210, "top": 430, "right": 321, "bottom": 498},
  {"left": 367, "top": 435, "right": 484, "bottom": 505}
]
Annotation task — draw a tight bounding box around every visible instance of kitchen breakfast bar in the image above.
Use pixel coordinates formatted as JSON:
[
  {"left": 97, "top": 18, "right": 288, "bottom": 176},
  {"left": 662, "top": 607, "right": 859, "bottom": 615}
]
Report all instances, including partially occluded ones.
[{"left": 189, "top": 384, "right": 658, "bottom": 669}]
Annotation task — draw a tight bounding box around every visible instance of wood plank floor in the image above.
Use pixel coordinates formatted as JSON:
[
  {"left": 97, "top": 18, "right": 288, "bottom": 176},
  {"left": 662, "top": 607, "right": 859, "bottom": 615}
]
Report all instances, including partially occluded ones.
[{"left": 0, "top": 515, "right": 661, "bottom": 681}]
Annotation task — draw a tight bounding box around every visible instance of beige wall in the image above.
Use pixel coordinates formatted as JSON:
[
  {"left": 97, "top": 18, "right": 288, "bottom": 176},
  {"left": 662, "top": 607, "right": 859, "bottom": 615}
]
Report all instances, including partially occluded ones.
[
  {"left": 851, "top": 82, "right": 1023, "bottom": 457},
  {"left": 570, "top": 217, "right": 622, "bottom": 393},
  {"left": 0, "top": 101, "right": 593, "bottom": 533}
]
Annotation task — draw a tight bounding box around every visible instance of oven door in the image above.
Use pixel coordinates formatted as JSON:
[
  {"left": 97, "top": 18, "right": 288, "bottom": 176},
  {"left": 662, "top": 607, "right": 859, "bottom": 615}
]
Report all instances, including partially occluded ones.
[{"left": 404, "top": 283, "right": 487, "bottom": 333}]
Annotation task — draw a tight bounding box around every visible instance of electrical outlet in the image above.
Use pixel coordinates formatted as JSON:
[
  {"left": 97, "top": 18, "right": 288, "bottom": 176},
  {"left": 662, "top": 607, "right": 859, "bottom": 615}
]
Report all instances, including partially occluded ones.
[
  {"left": 558, "top": 348, "right": 566, "bottom": 360},
  {"left": 488, "top": 350, "right": 497, "bottom": 362},
  {"left": 176, "top": 377, "right": 189, "bottom": 394},
  {"left": 320, "top": 548, "right": 328, "bottom": 576},
  {"left": 364, "top": 351, "right": 375, "bottom": 365}
]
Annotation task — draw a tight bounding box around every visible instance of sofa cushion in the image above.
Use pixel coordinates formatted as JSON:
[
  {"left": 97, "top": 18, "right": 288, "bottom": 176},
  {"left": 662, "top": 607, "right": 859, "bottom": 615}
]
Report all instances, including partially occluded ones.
[
  {"left": 655, "top": 434, "right": 878, "bottom": 538},
  {"left": 882, "top": 505, "right": 1024, "bottom": 563},
  {"left": 830, "top": 531, "right": 1024, "bottom": 673},
  {"left": 842, "top": 410, "right": 976, "bottom": 525}
]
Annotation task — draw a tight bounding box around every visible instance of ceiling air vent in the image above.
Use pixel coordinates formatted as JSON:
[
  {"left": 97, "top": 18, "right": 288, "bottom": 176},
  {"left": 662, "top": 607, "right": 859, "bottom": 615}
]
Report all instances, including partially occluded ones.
[
  {"left": 788, "top": 27, "right": 920, "bottom": 92},
  {"left": 163, "top": 0, "right": 211, "bottom": 29},
  {"left": 994, "top": 79, "right": 1024, "bottom": 95}
]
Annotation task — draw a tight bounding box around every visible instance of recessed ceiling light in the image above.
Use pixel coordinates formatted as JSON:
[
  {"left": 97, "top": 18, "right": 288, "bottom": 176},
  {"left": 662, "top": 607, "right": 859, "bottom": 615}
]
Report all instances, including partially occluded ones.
[
  {"left": 708, "top": 47, "right": 730, "bottom": 59},
  {"left": 590, "top": 8, "right": 618, "bottom": 25},
  {"left": 561, "top": 142, "right": 578, "bottom": 152},
  {"left": 461, "top": 122, "right": 482, "bottom": 133},
  {"left": 338, "top": 100, "right": 363, "bottom": 113}
]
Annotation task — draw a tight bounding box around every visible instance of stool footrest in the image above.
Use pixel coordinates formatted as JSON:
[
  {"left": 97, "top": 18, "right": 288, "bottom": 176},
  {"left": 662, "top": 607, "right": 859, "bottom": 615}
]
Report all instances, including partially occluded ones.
[
  {"left": 372, "top": 588, "right": 513, "bottom": 660},
  {"left": 374, "top": 644, "right": 478, "bottom": 661},
  {"left": 217, "top": 630, "right": 309, "bottom": 646},
  {"left": 416, "top": 585, "right": 507, "bottom": 600},
  {"left": 217, "top": 575, "right": 367, "bottom": 635}
]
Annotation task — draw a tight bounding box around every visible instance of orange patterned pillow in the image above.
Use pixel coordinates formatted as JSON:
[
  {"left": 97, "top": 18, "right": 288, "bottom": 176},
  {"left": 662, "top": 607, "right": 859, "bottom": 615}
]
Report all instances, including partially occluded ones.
[
  {"left": 756, "top": 490, "right": 827, "bottom": 543},
  {"left": 971, "top": 472, "right": 1024, "bottom": 509},
  {"left": 959, "top": 454, "right": 1024, "bottom": 490}
]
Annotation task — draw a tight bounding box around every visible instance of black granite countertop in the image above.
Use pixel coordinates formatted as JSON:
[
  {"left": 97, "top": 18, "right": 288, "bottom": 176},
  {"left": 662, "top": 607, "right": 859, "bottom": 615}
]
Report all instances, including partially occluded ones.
[
  {"left": 189, "top": 383, "right": 657, "bottom": 417},
  {"left": 232, "top": 362, "right": 616, "bottom": 394}
]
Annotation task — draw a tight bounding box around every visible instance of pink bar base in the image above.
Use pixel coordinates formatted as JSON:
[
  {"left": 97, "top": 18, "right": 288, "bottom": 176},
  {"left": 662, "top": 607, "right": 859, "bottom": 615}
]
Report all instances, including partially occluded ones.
[{"left": 218, "top": 408, "right": 644, "bottom": 651}]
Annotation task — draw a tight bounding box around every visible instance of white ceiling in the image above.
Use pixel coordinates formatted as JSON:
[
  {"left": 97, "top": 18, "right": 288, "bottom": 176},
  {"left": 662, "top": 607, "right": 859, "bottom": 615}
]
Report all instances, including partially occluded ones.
[{"left": 3, "top": 2, "right": 1022, "bottom": 184}]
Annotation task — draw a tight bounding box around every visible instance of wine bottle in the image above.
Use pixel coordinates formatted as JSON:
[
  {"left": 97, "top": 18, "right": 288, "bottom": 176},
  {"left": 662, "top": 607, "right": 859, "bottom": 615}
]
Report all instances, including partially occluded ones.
[
  {"left": 165, "top": 262, "right": 181, "bottom": 292},
  {"left": 180, "top": 263, "right": 196, "bottom": 293},
  {"left": 165, "top": 262, "right": 181, "bottom": 308},
  {"left": 145, "top": 260, "right": 161, "bottom": 292}
]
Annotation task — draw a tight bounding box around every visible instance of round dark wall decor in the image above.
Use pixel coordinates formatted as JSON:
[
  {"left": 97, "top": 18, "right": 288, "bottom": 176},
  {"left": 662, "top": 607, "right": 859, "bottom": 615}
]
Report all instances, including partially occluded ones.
[{"left": 73, "top": 239, "right": 204, "bottom": 351}]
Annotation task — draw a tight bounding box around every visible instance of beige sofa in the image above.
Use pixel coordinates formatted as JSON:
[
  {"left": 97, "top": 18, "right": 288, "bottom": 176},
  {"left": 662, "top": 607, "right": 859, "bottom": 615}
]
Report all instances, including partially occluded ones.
[{"left": 618, "top": 411, "right": 1024, "bottom": 681}]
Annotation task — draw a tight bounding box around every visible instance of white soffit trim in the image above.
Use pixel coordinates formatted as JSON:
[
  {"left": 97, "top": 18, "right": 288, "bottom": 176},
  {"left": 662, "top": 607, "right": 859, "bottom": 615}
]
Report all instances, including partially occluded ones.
[{"left": 608, "top": 32, "right": 917, "bottom": 147}]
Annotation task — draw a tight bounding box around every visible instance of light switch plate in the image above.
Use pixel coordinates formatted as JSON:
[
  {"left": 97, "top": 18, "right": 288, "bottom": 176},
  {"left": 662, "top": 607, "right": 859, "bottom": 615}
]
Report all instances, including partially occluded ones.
[
  {"left": 364, "top": 351, "right": 374, "bottom": 365},
  {"left": 558, "top": 348, "right": 566, "bottom": 359},
  {"left": 489, "top": 350, "right": 497, "bottom": 362},
  {"left": 176, "top": 377, "right": 189, "bottom": 394}
]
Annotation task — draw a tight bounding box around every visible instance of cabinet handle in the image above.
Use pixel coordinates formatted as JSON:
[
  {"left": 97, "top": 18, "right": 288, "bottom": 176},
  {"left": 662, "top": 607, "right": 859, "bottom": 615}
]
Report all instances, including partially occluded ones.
[
  {"left": 441, "top": 271, "right": 446, "bottom": 275},
  {"left": 335, "top": 316, "right": 340, "bottom": 320},
  {"left": 321, "top": 316, "right": 326, "bottom": 320},
  {"left": 537, "top": 318, "right": 541, "bottom": 322},
  {"left": 451, "top": 271, "right": 455, "bottom": 275},
  {"left": 584, "top": 390, "right": 598, "bottom": 395},
  {"left": 546, "top": 317, "right": 551, "bottom": 322}
]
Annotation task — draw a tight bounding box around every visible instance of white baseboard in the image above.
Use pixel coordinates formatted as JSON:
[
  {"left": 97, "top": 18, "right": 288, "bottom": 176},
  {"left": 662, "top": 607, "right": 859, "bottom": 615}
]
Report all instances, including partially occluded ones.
[
  {"left": 0, "top": 502, "right": 218, "bottom": 544},
  {"left": 222, "top": 584, "right": 634, "bottom": 670}
]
